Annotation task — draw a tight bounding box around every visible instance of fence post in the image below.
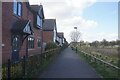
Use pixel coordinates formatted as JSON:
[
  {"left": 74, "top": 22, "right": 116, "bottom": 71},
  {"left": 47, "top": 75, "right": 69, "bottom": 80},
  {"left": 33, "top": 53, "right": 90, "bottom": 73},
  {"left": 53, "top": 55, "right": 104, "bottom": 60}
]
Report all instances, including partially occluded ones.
[
  {"left": 22, "top": 56, "right": 26, "bottom": 78},
  {"left": 41, "top": 53, "right": 43, "bottom": 65},
  {"left": 7, "top": 59, "right": 11, "bottom": 80},
  {"left": 103, "top": 63, "right": 105, "bottom": 72},
  {"left": 118, "top": 59, "right": 120, "bottom": 79},
  {"left": 89, "top": 52, "right": 92, "bottom": 63},
  {"left": 45, "top": 53, "right": 47, "bottom": 60},
  {"left": 76, "top": 47, "right": 77, "bottom": 53}
]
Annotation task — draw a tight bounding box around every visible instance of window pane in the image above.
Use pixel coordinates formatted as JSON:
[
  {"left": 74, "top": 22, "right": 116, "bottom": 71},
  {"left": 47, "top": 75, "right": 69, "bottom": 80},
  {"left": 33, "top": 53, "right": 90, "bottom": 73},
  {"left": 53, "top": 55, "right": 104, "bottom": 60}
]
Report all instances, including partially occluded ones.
[
  {"left": 38, "top": 39, "right": 41, "bottom": 47},
  {"left": 40, "top": 18, "right": 42, "bottom": 27},
  {"left": 37, "top": 15, "right": 42, "bottom": 28},
  {"left": 13, "top": 36, "right": 19, "bottom": 50},
  {"left": 28, "top": 37, "right": 34, "bottom": 49},
  {"left": 18, "top": 3, "right": 22, "bottom": 16},
  {"left": 13, "top": 1, "right": 17, "bottom": 15},
  {"left": 37, "top": 15, "right": 40, "bottom": 26},
  {"left": 33, "top": 39, "right": 34, "bottom": 48}
]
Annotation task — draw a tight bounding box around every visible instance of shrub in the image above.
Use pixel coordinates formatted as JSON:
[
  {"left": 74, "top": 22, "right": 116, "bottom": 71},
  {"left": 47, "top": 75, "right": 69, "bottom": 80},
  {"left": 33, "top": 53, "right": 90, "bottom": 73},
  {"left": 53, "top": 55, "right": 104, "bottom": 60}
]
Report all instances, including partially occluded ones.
[{"left": 45, "top": 42, "right": 58, "bottom": 50}]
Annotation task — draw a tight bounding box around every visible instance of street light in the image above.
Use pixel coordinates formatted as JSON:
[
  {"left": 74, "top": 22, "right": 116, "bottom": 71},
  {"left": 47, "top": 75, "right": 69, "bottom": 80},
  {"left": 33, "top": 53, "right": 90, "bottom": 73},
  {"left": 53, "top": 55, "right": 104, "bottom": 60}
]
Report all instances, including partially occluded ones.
[
  {"left": 74, "top": 27, "right": 77, "bottom": 53},
  {"left": 74, "top": 27, "right": 77, "bottom": 32}
]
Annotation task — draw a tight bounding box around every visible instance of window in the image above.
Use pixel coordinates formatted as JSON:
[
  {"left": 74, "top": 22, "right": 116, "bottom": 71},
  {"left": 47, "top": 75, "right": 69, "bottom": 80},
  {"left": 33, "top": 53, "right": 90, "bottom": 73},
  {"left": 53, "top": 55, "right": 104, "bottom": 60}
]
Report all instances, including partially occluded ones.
[
  {"left": 28, "top": 37, "right": 34, "bottom": 49},
  {"left": 37, "top": 15, "right": 42, "bottom": 28},
  {"left": 13, "top": 0, "right": 22, "bottom": 16},
  {"left": 12, "top": 36, "right": 20, "bottom": 51},
  {"left": 53, "top": 28, "right": 56, "bottom": 43},
  {"left": 18, "top": 3, "right": 22, "bottom": 16},
  {"left": 13, "top": 0, "right": 17, "bottom": 15},
  {"left": 37, "top": 38, "right": 41, "bottom": 47}
]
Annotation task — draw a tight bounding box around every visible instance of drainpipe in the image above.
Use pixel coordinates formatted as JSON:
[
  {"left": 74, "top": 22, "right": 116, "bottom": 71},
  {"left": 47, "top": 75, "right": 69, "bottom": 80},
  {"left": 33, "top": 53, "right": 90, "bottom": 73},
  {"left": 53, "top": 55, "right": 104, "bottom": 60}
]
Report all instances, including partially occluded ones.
[
  {"left": 41, "top": 29, "right": 43, "bottom": 54},
  {"left": 26, "top": 37, "right": 28, "bottom": 57},
  {"left": 26, "top": 8, "right": 29, "bottom": 58},
  {"left": 41, "top": 19, "right": 44, "bottom": 54}
]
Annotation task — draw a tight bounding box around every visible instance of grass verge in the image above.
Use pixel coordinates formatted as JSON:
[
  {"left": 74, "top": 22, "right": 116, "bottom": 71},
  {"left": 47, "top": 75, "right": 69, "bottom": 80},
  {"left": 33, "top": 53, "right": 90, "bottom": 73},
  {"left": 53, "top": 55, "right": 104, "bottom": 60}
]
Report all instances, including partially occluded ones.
[{"left": 77, "top": 50, "right": 119, "bottom": 79}]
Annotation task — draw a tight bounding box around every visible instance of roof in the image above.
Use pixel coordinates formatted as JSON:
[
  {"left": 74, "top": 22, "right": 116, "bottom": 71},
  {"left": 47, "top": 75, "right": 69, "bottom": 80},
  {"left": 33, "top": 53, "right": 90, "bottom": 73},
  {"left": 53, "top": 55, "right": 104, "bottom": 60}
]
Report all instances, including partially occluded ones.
[
  {"left": 43, "top": 19, "right": 57, "bottom": 31},
  {"left": 11, "top": 20, "right": 33, "bottom": 35},
  {"left": 30, "top": 5, "right": 40, "bottom": 12},
  {"left": 30, "top": 5, "right": 44, "bottom": 19},
  {"left": 57, "top": 32, "right": 64, "bottom": 38}
]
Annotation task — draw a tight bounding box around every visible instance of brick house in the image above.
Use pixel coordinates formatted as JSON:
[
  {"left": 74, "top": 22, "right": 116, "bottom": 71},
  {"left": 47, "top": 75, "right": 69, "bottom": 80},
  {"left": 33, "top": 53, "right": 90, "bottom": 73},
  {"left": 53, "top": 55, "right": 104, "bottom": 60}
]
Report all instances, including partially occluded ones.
[
  {"left": 28, "top": 5, "right": 44, "bottom": 56},
  {"left": 2, "top": 1, "right": 44, "bottom": 63},
  {"left": 0, "top": 1, "right": 2, "bottom": 64},
  {"left": 57, "top": 32, "right": 65, "bottom": 46},
  {"left": 43, "top": 19, "right": 57, "bottom": 43}
]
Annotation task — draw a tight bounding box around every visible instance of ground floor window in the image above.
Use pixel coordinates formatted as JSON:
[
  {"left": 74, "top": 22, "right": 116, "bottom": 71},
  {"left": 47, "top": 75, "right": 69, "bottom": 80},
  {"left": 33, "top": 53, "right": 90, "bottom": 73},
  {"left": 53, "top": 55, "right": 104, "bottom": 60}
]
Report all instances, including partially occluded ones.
[
  {"left": 12, "top": 36, "right": 20, "bottom": 51},
  {"left": 28, "top": 37, "right": 34, "bottom": 49},
  {"left": 37, "top": 38, "right": 41, "bottom": 48}
]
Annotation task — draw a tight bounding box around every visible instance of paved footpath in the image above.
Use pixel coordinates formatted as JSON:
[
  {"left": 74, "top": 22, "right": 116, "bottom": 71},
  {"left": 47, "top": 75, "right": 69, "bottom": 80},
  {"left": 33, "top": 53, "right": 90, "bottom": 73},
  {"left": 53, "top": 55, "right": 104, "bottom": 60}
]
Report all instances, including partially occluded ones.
[{"left": 38, "top": 47, "right": 101, "bottom": 78}]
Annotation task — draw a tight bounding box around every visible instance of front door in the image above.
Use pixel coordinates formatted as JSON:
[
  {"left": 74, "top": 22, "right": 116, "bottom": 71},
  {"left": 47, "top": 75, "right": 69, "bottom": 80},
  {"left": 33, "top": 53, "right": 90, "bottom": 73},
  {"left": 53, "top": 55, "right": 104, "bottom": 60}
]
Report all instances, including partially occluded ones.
[{"left": 12, "top": 35, "right": 20, "bottom": 62}]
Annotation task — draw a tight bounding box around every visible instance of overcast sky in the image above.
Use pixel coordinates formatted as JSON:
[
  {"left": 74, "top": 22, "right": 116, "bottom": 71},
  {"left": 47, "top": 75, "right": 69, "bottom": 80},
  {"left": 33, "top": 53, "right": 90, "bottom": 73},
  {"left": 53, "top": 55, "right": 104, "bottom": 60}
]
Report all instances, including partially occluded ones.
[{"left": 29, "top": 0, "right": 119, "bottom": 43}]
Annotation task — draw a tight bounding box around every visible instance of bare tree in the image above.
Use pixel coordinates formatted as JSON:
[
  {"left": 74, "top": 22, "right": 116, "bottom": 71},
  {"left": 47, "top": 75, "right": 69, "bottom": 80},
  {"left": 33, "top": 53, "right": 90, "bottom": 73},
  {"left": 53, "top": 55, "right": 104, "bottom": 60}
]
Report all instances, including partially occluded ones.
[{"left": 70, "top": 30, "right": 81, "bottom": 42}]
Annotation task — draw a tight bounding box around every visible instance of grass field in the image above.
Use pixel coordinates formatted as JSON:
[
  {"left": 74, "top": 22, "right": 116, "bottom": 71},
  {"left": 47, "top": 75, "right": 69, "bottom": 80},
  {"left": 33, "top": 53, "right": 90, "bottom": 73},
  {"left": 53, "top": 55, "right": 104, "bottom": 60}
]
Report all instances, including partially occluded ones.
[
  {"left": 78, "top": 46, "right": 119, "bottom": 66},
  {"left": 75, "top": 46, "right": 119, "bottom": 78}
]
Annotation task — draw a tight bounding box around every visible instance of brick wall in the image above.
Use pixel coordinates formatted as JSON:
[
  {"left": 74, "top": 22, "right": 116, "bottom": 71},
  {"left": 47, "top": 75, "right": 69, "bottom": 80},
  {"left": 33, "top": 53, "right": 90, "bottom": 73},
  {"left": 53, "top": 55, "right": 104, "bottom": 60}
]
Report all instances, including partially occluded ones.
[
  {"left": 27, "top": 10, "right": 42, "bottom": 56},
  {"left": 27, "top": 29, "right": 42, "bottom": 56},
  {"left": 43, "top": 31, "right": 53, "bottom": 43},
  {"left": 2, "top": 2, "right": 14, "bottom": 63},
  {"left": 2, "top": 2, "right": 43, "bottom": 63},
  {"left": 2, "top": 2, "right": 28, "bottom": 63},
  {"left": 0, "top": 1, "right": 2, "bottom": 65}
]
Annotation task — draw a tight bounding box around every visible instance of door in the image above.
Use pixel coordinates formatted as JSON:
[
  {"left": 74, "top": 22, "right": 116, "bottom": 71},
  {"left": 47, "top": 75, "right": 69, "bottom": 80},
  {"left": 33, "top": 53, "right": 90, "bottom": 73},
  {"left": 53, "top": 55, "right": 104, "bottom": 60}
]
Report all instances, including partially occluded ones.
[{"left": 12, "top": 35, "right": 20, "bottom": 62}]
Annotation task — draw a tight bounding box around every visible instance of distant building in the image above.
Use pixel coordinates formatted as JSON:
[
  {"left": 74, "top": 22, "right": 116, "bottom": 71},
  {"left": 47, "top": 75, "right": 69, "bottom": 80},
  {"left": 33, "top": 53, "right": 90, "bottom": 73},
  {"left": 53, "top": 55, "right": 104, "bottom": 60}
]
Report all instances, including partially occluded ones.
[
  {"left": 57, "top": 32, "right": 65, "bottom": 46},
  {"left": 43, "top": 19, "right": 57, "bottom": 43}
]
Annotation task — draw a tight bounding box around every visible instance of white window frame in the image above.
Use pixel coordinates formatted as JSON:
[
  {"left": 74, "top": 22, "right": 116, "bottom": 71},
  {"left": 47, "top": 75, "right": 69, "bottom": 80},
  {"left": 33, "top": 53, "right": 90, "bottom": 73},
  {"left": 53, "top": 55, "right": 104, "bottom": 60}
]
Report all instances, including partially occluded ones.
[{"left": 13, "top": 0, "right": 22, "bottom": 16}]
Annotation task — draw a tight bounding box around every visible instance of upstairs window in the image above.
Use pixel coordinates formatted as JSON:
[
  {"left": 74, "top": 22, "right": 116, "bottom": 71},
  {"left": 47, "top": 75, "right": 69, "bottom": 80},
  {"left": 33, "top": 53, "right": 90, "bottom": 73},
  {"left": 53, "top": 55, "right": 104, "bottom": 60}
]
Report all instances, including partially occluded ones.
[
  {"left": 18, "top": 3, "right": 22, "bottom": 16},
  {"left": 37, "top": 15, "right": 42, "bottom": 28},
  {"left": 13, "top": 0, "right": 17, "bottom": 15},
  {"left": 13, "top": 0, "right": 22, "bottom": 16}
]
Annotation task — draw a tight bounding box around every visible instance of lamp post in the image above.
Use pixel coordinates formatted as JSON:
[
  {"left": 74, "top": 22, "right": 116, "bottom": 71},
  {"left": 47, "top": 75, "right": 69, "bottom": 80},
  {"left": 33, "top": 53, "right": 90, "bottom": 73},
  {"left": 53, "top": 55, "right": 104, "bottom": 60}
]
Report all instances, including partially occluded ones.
[
  {"left": 74, "top": 27, "right": 77, "bottom": 53},
  {"left": 74, "top": 27, "right": 77, "bottom": 32}
]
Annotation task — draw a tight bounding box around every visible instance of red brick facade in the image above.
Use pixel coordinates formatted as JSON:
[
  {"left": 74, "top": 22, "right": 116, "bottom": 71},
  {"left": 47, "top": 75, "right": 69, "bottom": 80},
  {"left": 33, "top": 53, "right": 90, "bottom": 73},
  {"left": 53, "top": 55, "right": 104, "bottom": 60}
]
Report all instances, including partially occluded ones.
[
  {"left": 43, "top": 31, "right": 53, "bottom": 43},
  {"left": 0, "top": 2, "right": 2, "bottom": 64},
  {"left": 2, "top": 2, "right": 28, "bottom": 63},
  {"left": 27, "top": 7, "right": 42, "bottom": 56},
  {"left": 2, "top": 2, "right": 44, "bottom": 63}
]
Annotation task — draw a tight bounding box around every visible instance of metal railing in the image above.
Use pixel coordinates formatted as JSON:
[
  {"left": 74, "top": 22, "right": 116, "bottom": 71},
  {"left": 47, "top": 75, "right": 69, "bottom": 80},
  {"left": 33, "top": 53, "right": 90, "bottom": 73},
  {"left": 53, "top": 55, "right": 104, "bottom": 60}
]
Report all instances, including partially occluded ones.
[
  {"left": 2, "top": 48, "right": 60, "bottom": 79},
  {"left": 77, "top": 49, "right": 120, "bottom": 78},
  {"left": 80, "top": 50, "right": 120, "bottom": 70}
]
